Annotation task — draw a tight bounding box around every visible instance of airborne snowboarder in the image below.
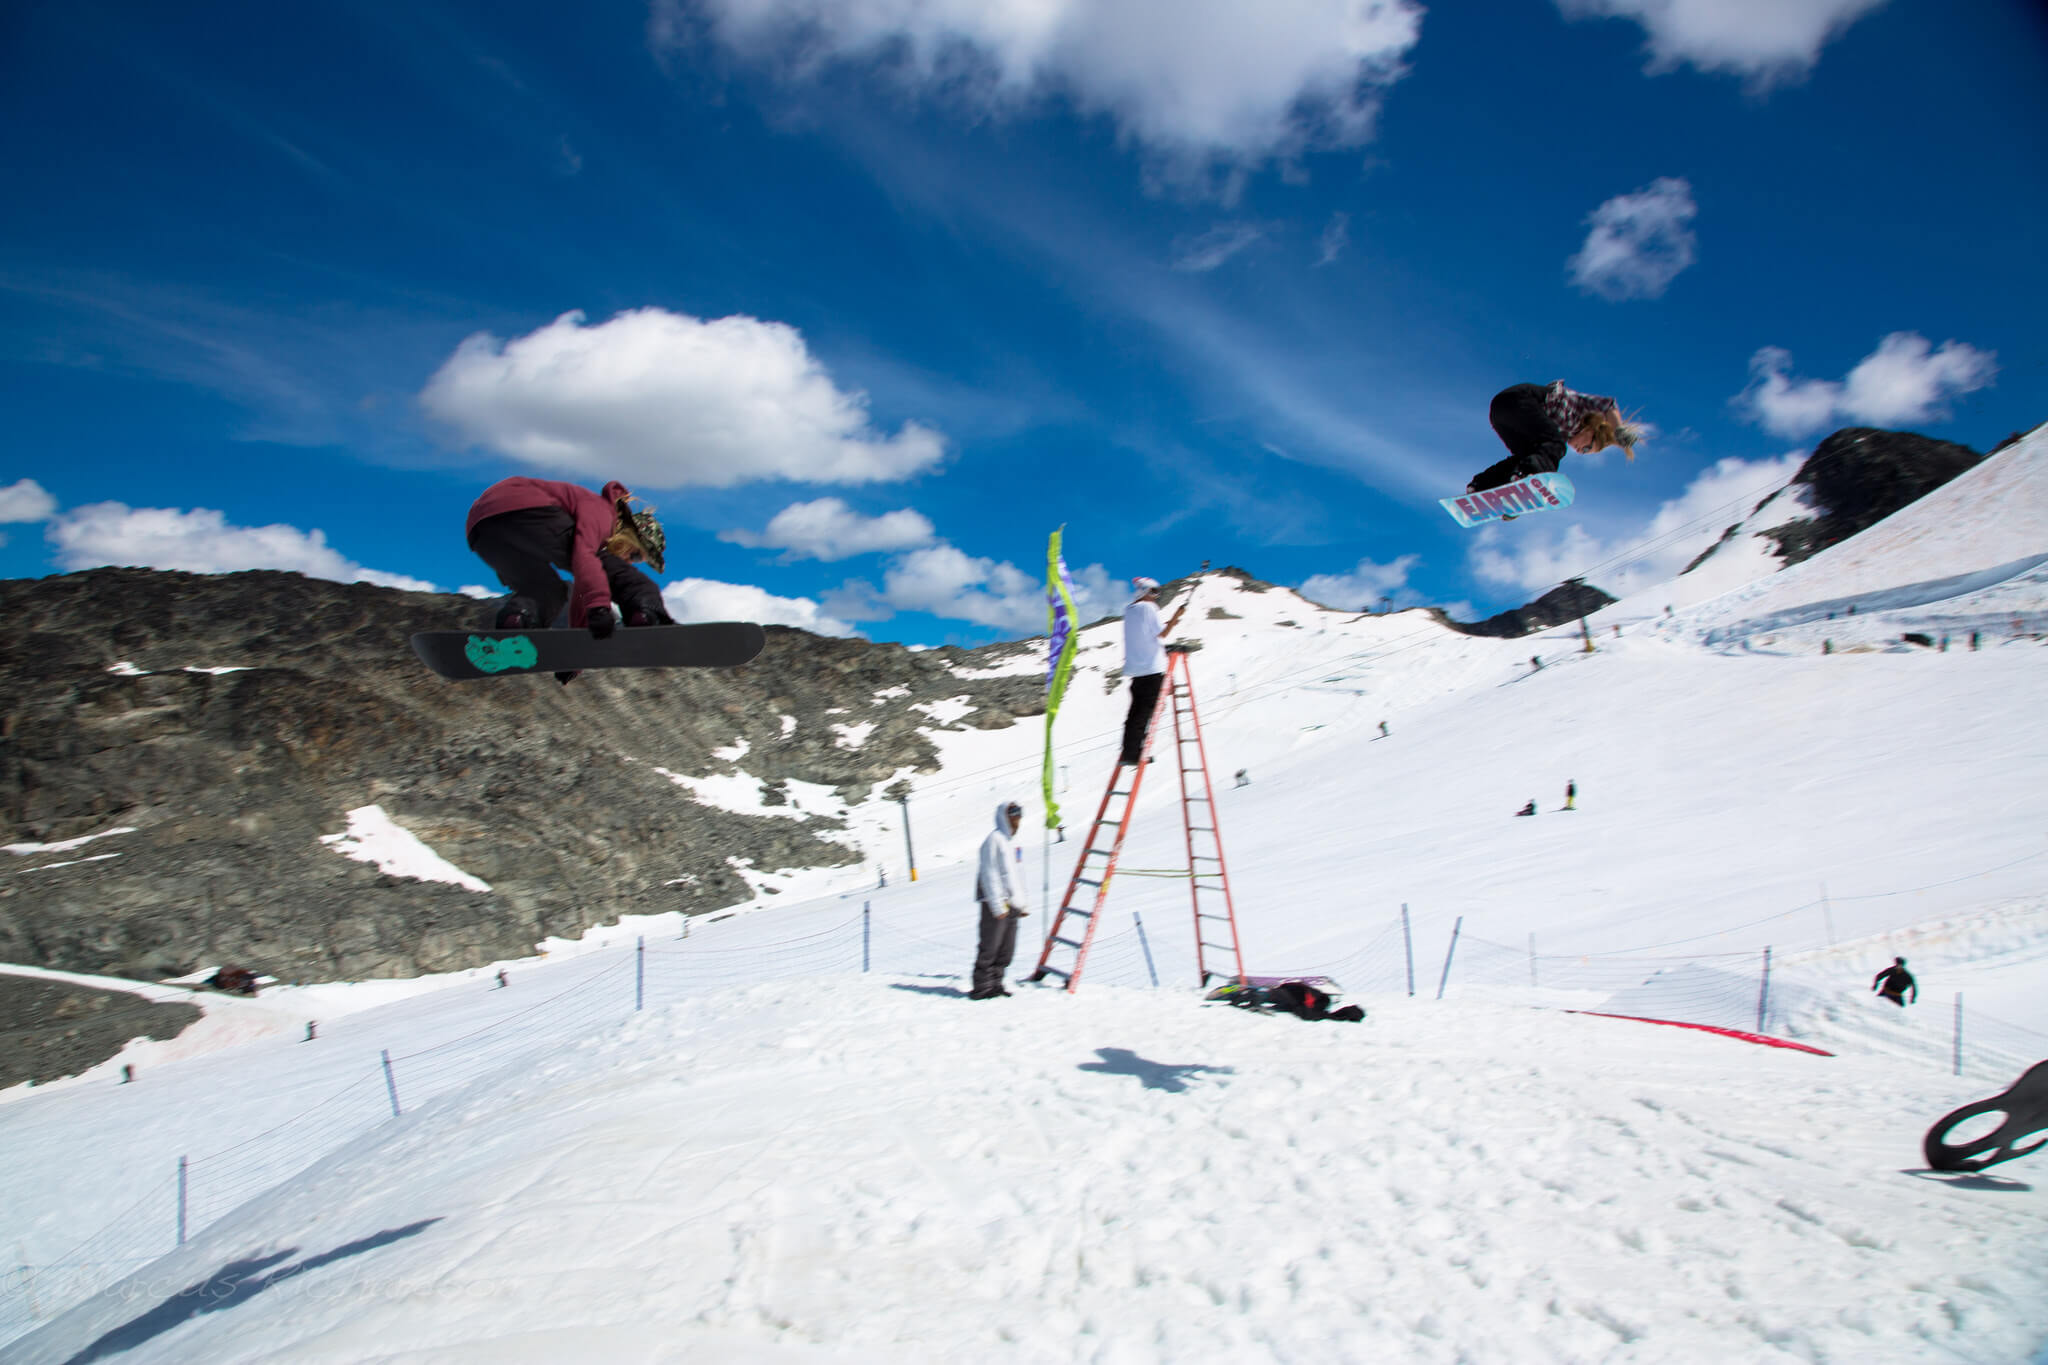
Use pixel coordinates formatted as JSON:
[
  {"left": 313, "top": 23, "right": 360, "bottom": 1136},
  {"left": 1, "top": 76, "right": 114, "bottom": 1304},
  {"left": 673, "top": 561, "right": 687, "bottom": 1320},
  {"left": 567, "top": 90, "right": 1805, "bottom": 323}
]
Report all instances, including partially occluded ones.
[{"left": 1462, "top": 381, "right": 1644, "bottom": 518}]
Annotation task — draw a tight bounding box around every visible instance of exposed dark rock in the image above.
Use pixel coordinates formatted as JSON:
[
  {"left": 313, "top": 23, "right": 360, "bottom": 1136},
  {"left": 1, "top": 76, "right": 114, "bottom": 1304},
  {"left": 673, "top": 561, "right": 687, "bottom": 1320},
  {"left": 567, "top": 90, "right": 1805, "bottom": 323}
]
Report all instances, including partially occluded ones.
[
  {"left": 0, "top": 568, "right": 1046, "bottom": 984},
  {"left": 1441, "top": 579, "right": 1617, "bottom": 639},
  {"left": 0, "top": 972, "right": 202, "bottom": 1088},
  {"left": 1759, "top": 427, "right": 1983, "bottom": 567}
]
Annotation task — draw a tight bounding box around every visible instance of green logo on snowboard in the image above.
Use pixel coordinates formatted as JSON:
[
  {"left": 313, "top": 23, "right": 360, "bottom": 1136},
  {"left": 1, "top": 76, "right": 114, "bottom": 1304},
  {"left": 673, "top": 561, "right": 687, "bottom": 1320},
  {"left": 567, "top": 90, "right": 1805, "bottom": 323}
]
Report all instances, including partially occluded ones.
[{"left": 465, "top": 634, "right": 540, "bottom": 673}]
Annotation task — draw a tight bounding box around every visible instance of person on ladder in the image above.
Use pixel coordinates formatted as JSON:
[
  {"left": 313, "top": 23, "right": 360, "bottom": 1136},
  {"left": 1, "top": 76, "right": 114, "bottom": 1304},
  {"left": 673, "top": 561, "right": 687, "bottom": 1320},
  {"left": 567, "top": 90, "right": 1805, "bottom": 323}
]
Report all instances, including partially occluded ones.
[
  {"left": 1119, "top": 577, "right": 1188, "bottom": 766},
  {"left": 970, "top": 800, "right": 1030, "bottom": 999}
]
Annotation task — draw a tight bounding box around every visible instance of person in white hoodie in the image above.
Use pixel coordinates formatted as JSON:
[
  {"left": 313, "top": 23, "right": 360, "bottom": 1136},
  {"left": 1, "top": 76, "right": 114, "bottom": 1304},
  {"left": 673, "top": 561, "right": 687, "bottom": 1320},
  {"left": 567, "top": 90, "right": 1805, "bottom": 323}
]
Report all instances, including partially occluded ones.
[
  {"left": 970, "top": 800, "right": 1029, "bottom": 999},
  {"left": 1118, "top": 577, "right": 1187, "bottom": 766}
]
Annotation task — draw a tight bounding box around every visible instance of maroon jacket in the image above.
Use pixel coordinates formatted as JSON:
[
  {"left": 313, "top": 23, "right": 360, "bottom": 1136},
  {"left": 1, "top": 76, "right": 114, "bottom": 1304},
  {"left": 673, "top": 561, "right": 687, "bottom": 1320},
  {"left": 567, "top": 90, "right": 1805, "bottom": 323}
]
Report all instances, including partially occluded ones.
[{"left": 466, "top": 477, "right": 630, "bottom": 627}]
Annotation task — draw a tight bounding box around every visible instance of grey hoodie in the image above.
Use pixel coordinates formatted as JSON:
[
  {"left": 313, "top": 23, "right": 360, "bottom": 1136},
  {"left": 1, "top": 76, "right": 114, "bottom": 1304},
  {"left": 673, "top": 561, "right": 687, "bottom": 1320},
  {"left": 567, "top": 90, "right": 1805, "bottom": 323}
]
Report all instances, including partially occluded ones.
[{"left": 976, "top": 802, "right": 1022, "bottom": 912}]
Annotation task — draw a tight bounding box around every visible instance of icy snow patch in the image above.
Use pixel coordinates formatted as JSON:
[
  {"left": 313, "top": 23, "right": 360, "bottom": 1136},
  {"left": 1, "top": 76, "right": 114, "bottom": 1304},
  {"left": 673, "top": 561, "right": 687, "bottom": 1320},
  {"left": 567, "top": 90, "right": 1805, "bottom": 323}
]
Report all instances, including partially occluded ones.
[
  {"left": 318, "top": 805, "right": 490, "bottom": 892},
  {"left": 914, "top": 695, "right": 976, "bottom": 725},
  {"left": 4, "top": 827, "right": 136, "bottom": 856},
  {"left": 833, "top": 720, "right": 878, "bottom": 749},
  {"left": 711, "top": 736, "right": 750, "bottom": 763}
]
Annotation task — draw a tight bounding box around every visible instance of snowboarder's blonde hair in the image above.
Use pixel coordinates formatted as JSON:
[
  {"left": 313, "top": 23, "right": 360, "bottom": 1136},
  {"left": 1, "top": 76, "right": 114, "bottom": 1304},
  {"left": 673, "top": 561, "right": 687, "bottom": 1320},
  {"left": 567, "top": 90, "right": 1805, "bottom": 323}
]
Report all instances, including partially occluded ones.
[{"left": 1578, "top": 407, "right": 1646, "bottom": 462}]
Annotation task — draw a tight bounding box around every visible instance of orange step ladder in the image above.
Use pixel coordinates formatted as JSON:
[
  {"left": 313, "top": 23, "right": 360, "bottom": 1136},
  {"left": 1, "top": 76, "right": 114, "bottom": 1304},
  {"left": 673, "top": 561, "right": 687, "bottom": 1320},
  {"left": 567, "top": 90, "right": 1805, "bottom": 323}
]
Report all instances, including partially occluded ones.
[{"left": 1028, "top": 645, "right": 1247, "bottom": 992}]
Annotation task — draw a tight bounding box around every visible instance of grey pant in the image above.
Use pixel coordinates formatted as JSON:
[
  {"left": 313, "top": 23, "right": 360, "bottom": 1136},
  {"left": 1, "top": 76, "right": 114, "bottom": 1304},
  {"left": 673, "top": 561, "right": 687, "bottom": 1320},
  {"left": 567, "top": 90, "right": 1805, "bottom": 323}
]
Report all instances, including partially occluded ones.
[{"left": 973, "top": 901, "right": 1018, "bottom": 994}]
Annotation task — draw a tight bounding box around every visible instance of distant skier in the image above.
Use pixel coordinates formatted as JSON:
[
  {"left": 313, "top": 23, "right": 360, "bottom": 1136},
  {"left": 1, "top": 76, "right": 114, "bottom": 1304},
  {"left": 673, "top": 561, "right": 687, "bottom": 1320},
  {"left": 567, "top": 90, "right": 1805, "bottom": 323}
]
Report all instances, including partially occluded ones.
[
  {"left": 1564, "top": 780, "right": 1577, "bottom": 811},
  {"left": 465, "top": 477, "right": 673, "bottom": 682},
  {"left": 1467, "top": 382, "right": 1643, "bottom": 505},
  {"left": 1516, "top": 800, "right": 1537, "bottom": 817},
  {"left": 1872, "top": 957, "right": 1917, "bottom": 1008},
  {"left": 1119, "top": 578, "right": 1188, "bottom": 766},
  {"left": 970, "top": 801, "right": 1029, "bottom": 1000}
]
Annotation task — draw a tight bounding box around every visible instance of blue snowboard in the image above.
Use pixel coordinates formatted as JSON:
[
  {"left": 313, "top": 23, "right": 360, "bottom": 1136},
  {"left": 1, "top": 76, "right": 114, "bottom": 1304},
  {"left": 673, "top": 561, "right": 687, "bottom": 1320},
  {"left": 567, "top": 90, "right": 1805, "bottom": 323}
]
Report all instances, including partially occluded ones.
[{"left": 1441, "top": 471, "right": 1575, "bottom": 528}]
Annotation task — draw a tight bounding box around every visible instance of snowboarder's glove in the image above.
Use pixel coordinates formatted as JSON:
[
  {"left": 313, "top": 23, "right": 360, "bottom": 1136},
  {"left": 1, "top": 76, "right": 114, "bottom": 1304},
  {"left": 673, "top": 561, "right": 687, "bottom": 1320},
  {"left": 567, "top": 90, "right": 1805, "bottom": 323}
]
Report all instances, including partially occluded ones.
[
  {"left": 587, "top": 606, "right": 616, "bottom": 640},
  {"left": 1008, "top": 903, "right": 1030, "bottom": 918}
]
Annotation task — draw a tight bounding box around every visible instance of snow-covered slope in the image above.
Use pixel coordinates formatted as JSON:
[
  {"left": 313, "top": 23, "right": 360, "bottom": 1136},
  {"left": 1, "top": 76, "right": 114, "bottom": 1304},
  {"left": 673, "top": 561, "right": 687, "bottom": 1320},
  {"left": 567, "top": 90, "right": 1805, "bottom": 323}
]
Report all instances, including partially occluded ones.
[{"left": 4, "top": 425, "right": 2047, "bottom": 1361}]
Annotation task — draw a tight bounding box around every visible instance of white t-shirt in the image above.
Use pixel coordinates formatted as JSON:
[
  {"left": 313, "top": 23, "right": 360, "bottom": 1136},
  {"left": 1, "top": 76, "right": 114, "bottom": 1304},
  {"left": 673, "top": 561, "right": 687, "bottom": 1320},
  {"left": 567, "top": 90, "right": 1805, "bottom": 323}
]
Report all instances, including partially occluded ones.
[{"left": 1123, "top": 598, "right": 1166, "bottom": 677}]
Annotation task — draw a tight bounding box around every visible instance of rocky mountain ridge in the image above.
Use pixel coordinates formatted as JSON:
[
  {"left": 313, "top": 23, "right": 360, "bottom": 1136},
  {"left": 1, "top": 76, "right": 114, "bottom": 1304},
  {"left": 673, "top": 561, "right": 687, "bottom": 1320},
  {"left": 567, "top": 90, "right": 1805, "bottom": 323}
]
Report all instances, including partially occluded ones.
[{"left": 1, "top": 568, "right": 1045, "bottom": 983}]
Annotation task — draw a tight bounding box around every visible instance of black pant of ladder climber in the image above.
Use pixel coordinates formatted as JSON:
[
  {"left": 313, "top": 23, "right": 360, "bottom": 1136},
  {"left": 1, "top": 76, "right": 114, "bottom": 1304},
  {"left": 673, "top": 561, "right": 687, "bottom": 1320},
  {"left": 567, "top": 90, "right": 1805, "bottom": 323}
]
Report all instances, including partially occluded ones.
[{"left": 1027, "top": 644, "right": 1248, "bottom": 993}]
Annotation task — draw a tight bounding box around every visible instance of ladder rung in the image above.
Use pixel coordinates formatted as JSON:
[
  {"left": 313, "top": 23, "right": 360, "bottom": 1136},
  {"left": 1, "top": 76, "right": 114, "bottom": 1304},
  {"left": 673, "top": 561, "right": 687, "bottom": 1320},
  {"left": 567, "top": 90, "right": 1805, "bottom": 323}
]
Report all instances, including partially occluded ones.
[
  {"left": 1062, "top": 907, "right": 1094, "bottom": 919},
  {"left": 1074, "top": 877, "right": 1102, "bottom": 888},
  {"left": 1038, "top": 965, "right": 1070, "bottom": 980},
  {"left": 1191, "top": 853, "right": 1220, "bottom": 861},
  {"left": 1053, "top": 936, "right": 1086, "bottom": 950},
  {"left": 1200, "top": 941, "right": 1237, "bottom": 953},
  {"left": 1189, "top": 826, "right": 1215, "bottom": 834}
]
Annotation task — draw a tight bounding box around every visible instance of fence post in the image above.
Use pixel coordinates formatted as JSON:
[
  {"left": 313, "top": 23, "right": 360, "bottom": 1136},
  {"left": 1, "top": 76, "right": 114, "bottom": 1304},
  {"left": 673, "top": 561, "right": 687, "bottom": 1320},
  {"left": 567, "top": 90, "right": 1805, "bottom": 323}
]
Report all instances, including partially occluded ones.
[
  {"left": 177, "top": 1156, "right": 188, "bottom": 1246},
  {"left": 1401, "top": 904, "right": 1415, "bottom": 997},
  {"left": 1755, "top": 947, "right": 1772, "bottom": 1033},
  {"left": 636, "top": 936, "right": 645, "bottom": 1011},
  {"left": 1435, "top": 916, "right": 1463, "bottom": 1001},
  {"left": 863, "top": 902, "right": 871, "bottom": 973},
  {"left": 381, "top": 1049, "right": 402, "bottom": 1118},
  {"left": 1953, "top": 993, "right": 1963, "bottom": 1077},
  {"left": 1133, "top": 912, "right": 1160, "bottom": 988}
]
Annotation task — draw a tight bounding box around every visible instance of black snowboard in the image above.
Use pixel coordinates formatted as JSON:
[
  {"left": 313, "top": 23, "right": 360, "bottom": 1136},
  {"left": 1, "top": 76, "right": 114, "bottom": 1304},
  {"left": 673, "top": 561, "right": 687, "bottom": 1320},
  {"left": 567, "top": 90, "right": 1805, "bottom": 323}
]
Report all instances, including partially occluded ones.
[{"left": 410, "top": 621, "right": 765, "bottom": 681}]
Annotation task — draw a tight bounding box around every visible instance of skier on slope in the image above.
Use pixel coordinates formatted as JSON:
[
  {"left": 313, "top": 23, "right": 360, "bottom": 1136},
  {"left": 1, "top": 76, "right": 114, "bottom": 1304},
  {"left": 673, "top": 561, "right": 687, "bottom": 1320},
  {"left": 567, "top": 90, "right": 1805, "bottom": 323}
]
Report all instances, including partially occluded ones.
[
  {"left": 970, "top": 801, "right": 1030, "bottom": 1000},
  {"left": 465, "top": 476, "right": 674, "bottom": 682},
  {"left": 1466, "top": 382, "right": 1644, "bottom": 507},
  {"left": 1872, "top": 957, "right": 1917, "bottom": 1008}
]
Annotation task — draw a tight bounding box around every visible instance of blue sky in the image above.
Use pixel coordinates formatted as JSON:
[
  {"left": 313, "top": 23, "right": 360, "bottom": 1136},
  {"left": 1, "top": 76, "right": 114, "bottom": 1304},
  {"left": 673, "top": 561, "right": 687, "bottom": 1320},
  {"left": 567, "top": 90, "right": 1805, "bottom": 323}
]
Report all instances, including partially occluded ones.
[{"left": 3, "top": 0, "right": 2044, "bottom": 645}]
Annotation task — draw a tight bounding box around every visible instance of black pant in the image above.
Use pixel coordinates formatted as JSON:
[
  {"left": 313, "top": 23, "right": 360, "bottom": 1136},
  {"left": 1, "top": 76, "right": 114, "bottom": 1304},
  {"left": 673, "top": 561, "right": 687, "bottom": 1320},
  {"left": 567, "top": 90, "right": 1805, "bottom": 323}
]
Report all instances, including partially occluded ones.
[
  {"left": 467, "top": 507, "right": 669, "bottom": 625},
  {"left": 1120, "top": 672, "right": 1165, "bottom": 764},
  {"left": 973, "top": 901, "right": 1018, "bottom": 994},
  {"left": 1469, "top": 383, "right": 1568, "bottom": 492}
]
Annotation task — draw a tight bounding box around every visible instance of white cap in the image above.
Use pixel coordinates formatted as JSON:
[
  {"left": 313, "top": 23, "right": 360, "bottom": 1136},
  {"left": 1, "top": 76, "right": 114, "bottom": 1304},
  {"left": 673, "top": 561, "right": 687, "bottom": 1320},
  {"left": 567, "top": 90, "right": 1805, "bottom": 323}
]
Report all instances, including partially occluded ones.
[{"left": 1132, "top": 576, "right": 1159, "bottom": 592}]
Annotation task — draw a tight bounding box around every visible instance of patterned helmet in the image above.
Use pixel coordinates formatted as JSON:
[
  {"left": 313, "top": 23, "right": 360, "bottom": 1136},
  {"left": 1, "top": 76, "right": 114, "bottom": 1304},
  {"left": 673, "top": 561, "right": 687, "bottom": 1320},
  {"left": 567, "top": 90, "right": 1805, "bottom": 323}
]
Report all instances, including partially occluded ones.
[{"left": 617, "top": 497, "right": 667, "bottom": 573}]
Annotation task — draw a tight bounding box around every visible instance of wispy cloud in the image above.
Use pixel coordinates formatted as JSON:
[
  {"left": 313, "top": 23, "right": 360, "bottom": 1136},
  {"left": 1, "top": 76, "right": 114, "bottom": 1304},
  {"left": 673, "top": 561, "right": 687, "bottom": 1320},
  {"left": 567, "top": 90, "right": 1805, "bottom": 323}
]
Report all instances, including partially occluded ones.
[
  {"left": 1556, "top": 0, "right": 1887, "bottom": 92},
  {"left": 1736, "top": 333, "right": 1997, "bottom": 439},
  {"left": 47, "top": 503, "right": 438, "bottom": 592},
  {"left": 661, "top": 576, "right": 858, "bottom": 636},
  {"left": 1568, "top": 178, "right": 1697, "bottom": 301},
  {"left": 1466, "top": 453, "right": 1805, "bottom": 598},
  {"left": 1313, "top": 211, "right": 1351, "bottom": 267},
  {"left": 420, "top": 307, "right": 948, "bottom": 489},
  {"left": 721, "top": 497, "right": 936, "bottom": 561},
  {"left": 1298, "top": 552, "right": 1420, "bottom": 611},
  {"left": 1171, "top": 223, "right": 1266, "bottom": 273},
  {"left": 0, "top": 479, "right": 58, "bottom": 523},
  {"left": 826, "top": 542, "right": 1120, "bottom": 635},
  {"left": 662, "top": 0, "right": 1425, "bottom": 198}
]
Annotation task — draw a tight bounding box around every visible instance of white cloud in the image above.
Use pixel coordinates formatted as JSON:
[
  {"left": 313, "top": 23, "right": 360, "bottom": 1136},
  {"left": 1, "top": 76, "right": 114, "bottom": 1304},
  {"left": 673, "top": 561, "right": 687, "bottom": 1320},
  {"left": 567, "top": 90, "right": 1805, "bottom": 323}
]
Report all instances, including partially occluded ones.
[
  {"left": 1737, "top": 333, "right": 1997, "bottom": 439},
  {"left": 1171, "top": 223, "right": 1265, "bottom": 272},
  {"left": 826, "top": 543, "right": 1121, "bottom": 635},
  {"left": 1556, "top": 0, "right": 1887, "bottom": 91},
  {"left": 458, "top": 584, "right": 500, "bottom": 599},
  {"left": 1568, "top": 178, "right": 1697, "bottom": 301},
  {"left": 721, "top": 497, "right": 936, "bottom": 561},
  {"left": 1467, "top": 453, "right": 1805, "bottom": 598},
  {"left": 660, "top": 576, "right": 859, "bottom": 637},
  {"left": 668, "top": 0, "right": 1425, "bottom": 195},
  {"left": 46, "top": 503, "right": 438, "bottom": 592},
  {"left": 1299, "top": 553, "right": 1420, "bottom": 610},
  {"left": 1314, "top": 211, "right": 1351, "bottom": 267},
  {"left": 0, "top": 478, "right": 58, "bottom": 523},
  {"left": 420, "top": 308, "right": 947, "bottom": 489}
]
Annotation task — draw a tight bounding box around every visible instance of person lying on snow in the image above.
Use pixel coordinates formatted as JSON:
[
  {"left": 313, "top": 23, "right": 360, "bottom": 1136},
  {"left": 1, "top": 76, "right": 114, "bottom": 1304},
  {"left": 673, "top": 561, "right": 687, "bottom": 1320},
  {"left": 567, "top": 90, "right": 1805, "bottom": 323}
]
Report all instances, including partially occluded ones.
[{"left": 1467, "top": 381, "right": 1644, "bottom": 506}]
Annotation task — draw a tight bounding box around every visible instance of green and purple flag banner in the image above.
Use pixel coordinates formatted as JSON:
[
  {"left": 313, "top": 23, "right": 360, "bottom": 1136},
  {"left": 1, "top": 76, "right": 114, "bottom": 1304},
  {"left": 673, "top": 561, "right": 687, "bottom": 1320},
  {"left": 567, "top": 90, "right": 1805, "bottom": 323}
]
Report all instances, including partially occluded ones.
[{"left": 1042, "top": 528, "right": 1080, "bottom": 829}]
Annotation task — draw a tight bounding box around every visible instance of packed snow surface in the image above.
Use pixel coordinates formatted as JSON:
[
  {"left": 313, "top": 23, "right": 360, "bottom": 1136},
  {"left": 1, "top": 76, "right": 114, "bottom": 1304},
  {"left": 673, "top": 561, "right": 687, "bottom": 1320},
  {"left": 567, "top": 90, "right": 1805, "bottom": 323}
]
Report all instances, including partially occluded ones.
[
  {"left": 4, "top": 426, "right": 2047, "bottom": 1360},
  {"left": 317, "top": 805, "right": 490, "bottom": 893}
]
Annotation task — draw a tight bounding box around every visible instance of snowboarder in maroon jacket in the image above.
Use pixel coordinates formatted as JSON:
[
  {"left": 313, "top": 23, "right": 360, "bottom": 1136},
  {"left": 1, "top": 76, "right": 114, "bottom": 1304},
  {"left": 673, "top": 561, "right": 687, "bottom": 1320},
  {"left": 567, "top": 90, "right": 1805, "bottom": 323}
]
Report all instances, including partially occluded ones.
[
  {"left": 466, "top": 477, "right": 673, "bottom": 681},
  {"left": 1467, "top": 382, "right": 1643, "bottom": 496}
]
